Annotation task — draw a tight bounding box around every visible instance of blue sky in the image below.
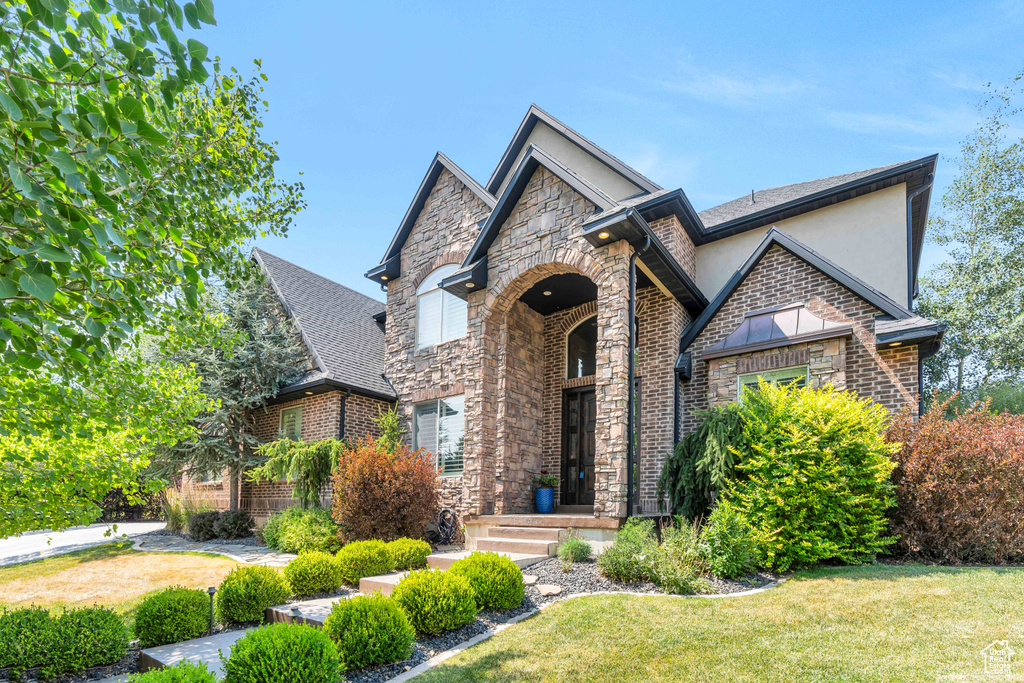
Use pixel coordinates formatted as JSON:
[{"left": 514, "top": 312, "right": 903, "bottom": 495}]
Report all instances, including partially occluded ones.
[{"left": 197, "top": 0, "right": 1024, "bottom": 302}]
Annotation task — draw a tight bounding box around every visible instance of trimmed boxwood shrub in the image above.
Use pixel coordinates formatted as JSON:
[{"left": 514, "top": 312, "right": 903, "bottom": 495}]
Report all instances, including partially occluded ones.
[
  {"left": 0, "top": 607, "right": 56, "bottom": 677},
  {"left": 386, "top": 538, "right": 431, "bottom": 570},
  {"left": 188, "top": 511, "right": 221, "bottom": 542},
  {"left": 284, "top": 552, "right": 344, "bottom": 597},
  {"left": 221, "top": 623, "right": 341, "bottom": 683},
  {"left": 335, "top": 540, "right": 393, "bottom": 585},
  {"left": 127, "top": 661, "right": 216, "bottom": 683},
  {"left": 214, "top": 510, "right": 255, "bottom": 540},
  {"left": 261, "top": 507, "right": 341, "bottom": 554},
  {"left": 135, "top": 587, "right": 211, "bottom": 647},
  {"left": 322, "top": 593, "right": 414, "bottom": 669},
  {"left": 217, "top": 566, "right": 290, "bottom": 624},
  {"left": 598, "top": 517, "right": 659, "bottom": 583},
  {"left": 390, "top": 569, "right": 477, "bottom": 635},
  {"left": 52, "top": 606, "right": 130, "bottom": 674},
  {"left": 449, "top": 552, "right": 524, "bottom": 610},
  {"left": 728, "top": 382, "right": 897, "bottom": 570}
]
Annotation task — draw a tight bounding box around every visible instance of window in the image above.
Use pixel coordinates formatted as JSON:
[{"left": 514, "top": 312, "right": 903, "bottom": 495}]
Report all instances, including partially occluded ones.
[
  {"left": 566, "top": 316, "right": 597, "bottom": 379},
  {"left": 280, "top": 406, "right": 302, "bottom": 441},
  {"left": 416, "top": 265, "right": 467, "bottom": 349},
  {"left": 738, "top": 366, "right": 808, "bottom": 401},
  {"left": 413, "top": 395, "right": 465, "bottom": 475},
  {"left": 195, "top": 469, "right": 223, "bottom": 484}
]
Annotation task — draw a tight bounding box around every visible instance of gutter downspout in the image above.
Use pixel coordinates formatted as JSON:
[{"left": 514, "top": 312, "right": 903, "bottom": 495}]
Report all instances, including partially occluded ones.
[
  {"left": 906, "top": 173, "right": 934, "bottom": 417},
  {"left": 339, "top": 388, "right": 352, "bottom": 440},
  {"left": 626, "top": 236, "right": 651, "bottom": 519}
]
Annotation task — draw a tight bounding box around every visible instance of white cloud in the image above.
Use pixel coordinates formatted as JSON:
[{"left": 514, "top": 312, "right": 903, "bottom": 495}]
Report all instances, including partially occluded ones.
[
  {"left": 822, "top": 105, "right": 978, "bottom": 138},
  {"left": 623, "top": 143, "right": 697, "bottom": 186},
  {"left": 932, "top": 71, "right": 991, "bottom": 93},
  {"left": 656, "top": 61, "right": 811, "bottom": 107}
]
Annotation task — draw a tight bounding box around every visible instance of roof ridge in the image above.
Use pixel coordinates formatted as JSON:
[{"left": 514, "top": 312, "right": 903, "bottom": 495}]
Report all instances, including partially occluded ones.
[{"left": 253, "top": 247, "right": 384, "bottom": 308}]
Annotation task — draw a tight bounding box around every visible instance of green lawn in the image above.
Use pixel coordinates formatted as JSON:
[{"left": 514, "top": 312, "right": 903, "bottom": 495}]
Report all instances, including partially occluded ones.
[{"left": 416, "top": 565, "right": 1024, "bottom": 683}]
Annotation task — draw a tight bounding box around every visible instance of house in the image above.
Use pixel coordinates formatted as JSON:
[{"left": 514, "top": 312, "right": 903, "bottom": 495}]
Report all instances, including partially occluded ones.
[
  {"left": 208, "top": 105, "right": 943, "bottom": 538},
  {"left": 362, "top": 104, "right": 942, "bottom": 534}
]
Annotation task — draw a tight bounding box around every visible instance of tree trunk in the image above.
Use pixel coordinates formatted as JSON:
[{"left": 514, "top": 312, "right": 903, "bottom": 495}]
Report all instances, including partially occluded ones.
[
  {"left": 229, "top": 464, "right": 240, "bottom": 511},
  {"left": 956, "top": 357, "right": 965, "bottom": 394}
]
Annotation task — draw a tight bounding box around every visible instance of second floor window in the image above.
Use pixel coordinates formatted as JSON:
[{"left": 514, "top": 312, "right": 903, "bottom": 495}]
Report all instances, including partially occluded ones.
[
  {"left": 416, "top": 265, "right": 467, "bottom": 349},
  {"left": 280, "top": 406, "right": 302, "bottom": 441}
]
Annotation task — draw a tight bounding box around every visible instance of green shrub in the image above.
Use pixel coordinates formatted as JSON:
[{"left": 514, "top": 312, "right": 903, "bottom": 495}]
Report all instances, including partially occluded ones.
[
  {"left": 654, "top": 519, "right": 712, "bottom": 595},
  {"left": 449, "top": 552, "right": 524, "bottom": 611},
  {"left": 322, "top": 593, "right": 414, "bottom": 669},
  {"left": 214, "top": 510, "right": 255, "bottom": 540},
  {"left": 390, "top": 569, "right": 478, "bottom": 634},
  {"left": 597, "top": 517, "right": 658, "bottom": 583},
  {"left": 558, "top": 535, "right": 591, "bottom": 564},
  {"left": 657, "top": 404, "right": 747, "bottom": 519},
  {"left": 135, "top": 587, "right": 210, "bottom": 648},
  {"left": 262, "top": 507, "right": 341, "bottom": 554},
  {"left": 284, "top": 552, "right": 344, "bottom": 597},
  {"left": 335, "top": 540, "right": 394, "bottom": 585},
  {"left": 52, "top": 606, "right": 130, "bottom": 674},
  {"left": 127, "top": 661, "right": 216, "bottom": 683},
  {"left": 729, "top": 382, "right": 897, "bottom": 571},
  {"left": 188, "top": 511, "right": 221, "bottom": 542},
  {"left": 387, "top": 538, "right": 431, "bottom": 570},
  {"left": 700, "top": 502, "right": 756, "bottom": 578},
  {"left": 217, "top": 566, "right": 290, "bottom": 624},
  {"left": 221, "top": 623, "right": 341, "bottom": 683},
  {"left": 0, "top": 607, "right": 56, "bottom": 676}
]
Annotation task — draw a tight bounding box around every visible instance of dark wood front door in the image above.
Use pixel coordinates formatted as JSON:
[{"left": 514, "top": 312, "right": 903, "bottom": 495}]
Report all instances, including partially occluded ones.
[{"left": 562, "top": 386, "right": 596, "bottom": 506}]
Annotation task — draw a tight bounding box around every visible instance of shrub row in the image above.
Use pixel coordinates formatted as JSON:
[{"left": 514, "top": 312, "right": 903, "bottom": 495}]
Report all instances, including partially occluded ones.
[
  {"left": 0, "top": 606, "right": 128, "bottom": 679},
  {"left": 261, "top": 507, "right": 340, "bottom": 554},
  {"left": 188, "top": 509, "right": 255, "bottom": 542}
]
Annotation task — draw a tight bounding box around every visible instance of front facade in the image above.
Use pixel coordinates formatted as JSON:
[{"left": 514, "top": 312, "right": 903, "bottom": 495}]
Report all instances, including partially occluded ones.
[{"left": 365, "top": 106, "right": 943, "bottom": 521}]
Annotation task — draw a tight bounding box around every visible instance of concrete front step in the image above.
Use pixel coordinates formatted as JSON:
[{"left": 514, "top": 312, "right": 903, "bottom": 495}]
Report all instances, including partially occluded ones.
[
  {"left": 265, "top": 595, "right": 347, "bottom": 627},
  {"left": 427, "top": 550, "right": 547, "bottom": 570},
  {"left": 486, "top": 525, "right": 563, "bottom": 541},
  {"left": 359, "top": 571, "right": 408, "bottom": 596},
  {"left": 476, "top": 538, "right": 557, "bottom": 556},
  {"left": 464, "top": 513, "right": 620, "bottom": 529},
  {"left": 137, "top": 629, "right": 248, "bottom": 677}
]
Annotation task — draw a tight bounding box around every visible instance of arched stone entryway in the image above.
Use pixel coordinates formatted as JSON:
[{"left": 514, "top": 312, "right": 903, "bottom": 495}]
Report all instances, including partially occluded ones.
[{"left": 460, "top": 248, "right": 633, "bottom": 518}]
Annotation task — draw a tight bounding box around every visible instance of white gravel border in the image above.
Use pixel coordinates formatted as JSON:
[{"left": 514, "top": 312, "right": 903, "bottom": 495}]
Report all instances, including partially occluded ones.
[{"left": 384, "top": 580, "right": 784, "bottom": 683}]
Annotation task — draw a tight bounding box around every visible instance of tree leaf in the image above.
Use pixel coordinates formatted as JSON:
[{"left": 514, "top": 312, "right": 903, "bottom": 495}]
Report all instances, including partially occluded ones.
[
  {"left": 36, "top": 245, "right": 73, "bottom": 263},
  {"left": 183, "top": 2, "right": 200, "bottom": 29},
  {"left": 83, "top": 316, "right": 106, "bottom": 337},
  {"left": 19, "top": 273, "right": 58, "bottom": 302},
  {"left": 135, "top": 121, "right": 168, "bottom": 145},
  {"left": 195, "top": 0, "right": 215, "bottom": 25},
  {"left": 46, "top": 150, "right": 78, "bottom": 175},
  {"left": 8, "top": 163, "right": 34, "bottom": 196},
  {"left": 48, "top": 43, "right": 70, "bottom": 70},
  {"left": 0, "top": 92, "right": 23, "bottom": 121},
  {"left": 0, "top": 277, "right": 17, "bottom": 299},
  {"left": 186, "top": 39, "right": 208, "bottom": 62},
  {"left": 118, "top": 96, "right": 146, "bottom": 122}
]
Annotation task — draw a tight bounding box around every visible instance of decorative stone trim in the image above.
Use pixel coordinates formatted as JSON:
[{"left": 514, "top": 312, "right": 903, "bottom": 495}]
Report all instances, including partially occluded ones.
[
  {"left": 410, "top": 249, "right": 472, "bottom": 290},
  {"left": 562, "top": 375, "right": 597, "bottom": 389},
  {"left": 409, "top": 383, "right": 466, "bottom": 404},
  {"left": 736, "top": 348, "right": 809, "bottom": 375}
]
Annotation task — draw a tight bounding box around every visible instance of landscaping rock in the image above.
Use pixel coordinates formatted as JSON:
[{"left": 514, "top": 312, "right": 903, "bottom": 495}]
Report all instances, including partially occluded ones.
[
  {"left": 537, "top": 584, "right": 562, "bottom": 596},
  {"left": 523, "top": 574, "right": 538, "bottom": 586}
]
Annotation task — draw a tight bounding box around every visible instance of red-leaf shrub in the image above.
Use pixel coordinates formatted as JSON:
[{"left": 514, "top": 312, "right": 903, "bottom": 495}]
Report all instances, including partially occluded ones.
[
  {"left": 887, "top": 397, "right": 1024, "bottom": 564},
  {"left": 331, "top": 438, "right": 439, "bottom": 542}
]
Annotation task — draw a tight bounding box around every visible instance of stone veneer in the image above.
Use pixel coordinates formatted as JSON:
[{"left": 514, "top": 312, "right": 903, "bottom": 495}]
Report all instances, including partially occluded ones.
[{"left": 674, "top": 244, "right": 919, "bottom": 510}]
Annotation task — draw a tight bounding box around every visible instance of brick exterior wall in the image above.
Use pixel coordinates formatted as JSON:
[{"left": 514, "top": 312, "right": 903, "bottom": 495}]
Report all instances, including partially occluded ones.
[
  {"left": 186, "top": 390, "right": 393, "bottom": 520},
  {"left": 675, "top": 245, "right": 920, "bottom": 506},
  {"left": 648, "top": 215, "right": 696, "bottom": 279},
  {"left": 636, "top": 286, "right": 689, "bottom": 514}
]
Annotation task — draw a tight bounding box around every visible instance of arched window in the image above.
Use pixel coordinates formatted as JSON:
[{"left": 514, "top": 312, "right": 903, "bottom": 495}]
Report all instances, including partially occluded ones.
[
  {"left": 566, "top": 315, "right": 597, "bottom": 379},
  {"left": 416, "top": 265, "right": 467, "bottom": 349}
]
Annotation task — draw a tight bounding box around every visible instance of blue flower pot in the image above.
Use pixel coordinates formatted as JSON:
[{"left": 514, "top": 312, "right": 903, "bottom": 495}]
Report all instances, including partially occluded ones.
[{"left": 535, "top": 488, "right": 554, "bottom": 514}]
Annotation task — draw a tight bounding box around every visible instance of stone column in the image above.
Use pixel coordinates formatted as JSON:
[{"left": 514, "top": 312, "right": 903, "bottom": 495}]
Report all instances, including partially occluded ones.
[
  {"left": 593, "top": 241, "right": 631, "bottom": 518},
  {"left": 462, "top": 294, "right": 497, "bottom": 516}
]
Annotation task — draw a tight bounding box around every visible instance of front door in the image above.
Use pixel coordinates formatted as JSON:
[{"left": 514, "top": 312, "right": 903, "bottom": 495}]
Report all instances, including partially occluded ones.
[{"left": 562, "top": 386, "right": 596, "bottom": 506}]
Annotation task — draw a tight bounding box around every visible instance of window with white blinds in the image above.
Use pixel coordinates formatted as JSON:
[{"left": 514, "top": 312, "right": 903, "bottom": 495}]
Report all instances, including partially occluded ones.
[
  {"left": 416, "top": 265, "right": 467, "bottom": 349},
  {"left": 280, "top": 406, "right": 302, "bottom": 441},
  {"left": 413, "top": 395, "right": 465, "bottom": 475}
]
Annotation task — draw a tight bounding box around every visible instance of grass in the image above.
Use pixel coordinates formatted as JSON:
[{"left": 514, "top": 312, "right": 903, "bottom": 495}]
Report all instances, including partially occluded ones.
[
  {"left": 416, "top": 564, "right": 1024, "bottom": 683},
  {"left": 0, "top": 542, "right": 241, "bottom": 629}
]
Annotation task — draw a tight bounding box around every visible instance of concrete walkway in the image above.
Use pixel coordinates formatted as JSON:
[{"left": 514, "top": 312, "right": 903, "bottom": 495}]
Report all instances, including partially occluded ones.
[
  {"left": 0, "top": 522, "right": 165, "bottom": 567},
  {"left": 134, "top": 535, "right": 296, "bottom": 566}
]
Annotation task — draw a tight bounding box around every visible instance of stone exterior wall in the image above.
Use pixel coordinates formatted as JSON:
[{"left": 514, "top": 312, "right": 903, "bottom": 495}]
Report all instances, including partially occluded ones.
[
  {"left": 707, "top": 338, "right": 847, "bottom": 407},
  {"left": 635, "top": 286, "right": 689, "bottom": 514},
  {"left": 679, "top": 245, "right": 919, "bottom": 440},
  {"left": 384, "top": 167, "right": 493, "bottom": 517},
  {"left": 463, "top": 166, "right": 633, "bottom": 519}
]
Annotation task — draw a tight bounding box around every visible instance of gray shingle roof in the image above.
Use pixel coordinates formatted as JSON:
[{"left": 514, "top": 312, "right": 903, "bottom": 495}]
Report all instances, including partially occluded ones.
[
  {"left": 253, "top": 248, "right": 395, "bottom": 400},
  {"left": 698, "top": 160, "right": 911, "bottom": 228}
]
